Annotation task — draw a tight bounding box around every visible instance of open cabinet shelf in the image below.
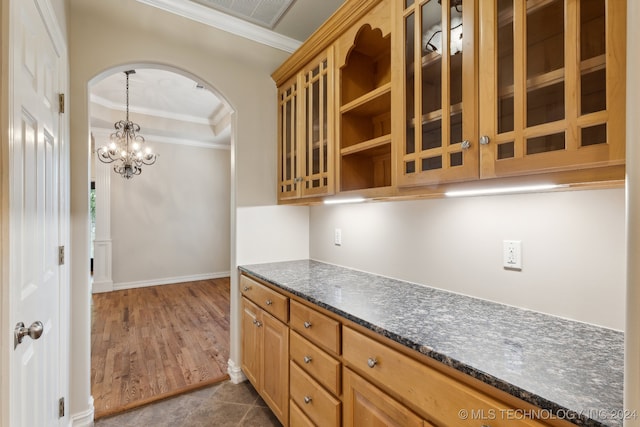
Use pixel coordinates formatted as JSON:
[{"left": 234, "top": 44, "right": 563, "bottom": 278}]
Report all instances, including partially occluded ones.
[{"left": 339, "top": 20, "right": 392, "bottom": 193}]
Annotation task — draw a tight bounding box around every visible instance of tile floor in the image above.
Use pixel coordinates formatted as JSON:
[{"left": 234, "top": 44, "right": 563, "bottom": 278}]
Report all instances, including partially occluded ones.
[{"left": 94, "top": 381, "right": 282, "bottom": 427}]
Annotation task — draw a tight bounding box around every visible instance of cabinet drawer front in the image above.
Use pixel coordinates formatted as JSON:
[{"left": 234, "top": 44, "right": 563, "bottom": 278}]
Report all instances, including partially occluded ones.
[
  {"left": 290, "top": 331, "right": 341, "bottom": 395},
  {"left": 290, "top": 300, "right": 340, "bottom": 354},
  {"left": 343, "top": 368, "right": 423, "bottom": 427},
  {"left": 240, "top": 275, "right": 288, "bottom": 322},
  {"left": 343, "top": 327, "right": 546, "bottom": 427},
  {"left": 290, "top": 400, "right": 315, "bottom": 427},
  {"left": 290, "top": 361, "right": 341, "bottom": 427}
]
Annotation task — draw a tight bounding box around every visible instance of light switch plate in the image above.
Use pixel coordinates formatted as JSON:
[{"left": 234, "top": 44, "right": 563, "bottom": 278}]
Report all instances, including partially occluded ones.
[
  {"left": 503, "top": 240, "right": 522, "bottom": 270},
  {"left": 334, "top": 228, "right": 342, "bottom": 246}
]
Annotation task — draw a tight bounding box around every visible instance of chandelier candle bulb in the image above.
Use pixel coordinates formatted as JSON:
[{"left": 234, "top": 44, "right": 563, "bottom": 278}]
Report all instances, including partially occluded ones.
[{"left": 96, "top": 69, "right": 157, "bottom": 179}]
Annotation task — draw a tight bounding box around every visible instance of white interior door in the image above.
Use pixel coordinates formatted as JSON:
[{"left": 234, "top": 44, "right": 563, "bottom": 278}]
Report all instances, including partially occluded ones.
[{"left": 9, "top": 0, "right": 63, "bottom": 425}]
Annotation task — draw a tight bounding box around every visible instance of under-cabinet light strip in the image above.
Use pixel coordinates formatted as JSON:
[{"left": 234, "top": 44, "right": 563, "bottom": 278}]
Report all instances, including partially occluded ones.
[
  {"left": 323, "top": 197, "right": 366, "bottom": 205},
  {"left": 444, "top": 184, "right": 565, "bottom": 198}
]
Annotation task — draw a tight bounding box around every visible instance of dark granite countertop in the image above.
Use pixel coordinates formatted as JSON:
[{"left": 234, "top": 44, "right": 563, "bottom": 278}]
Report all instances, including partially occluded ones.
[{"left": 239, "top": 259, "right": 626, "bottom": 427}]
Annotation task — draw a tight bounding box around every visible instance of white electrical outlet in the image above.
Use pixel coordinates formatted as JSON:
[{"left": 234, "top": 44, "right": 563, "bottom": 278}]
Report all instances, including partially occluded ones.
[
  {"left": 334, "top": 228, "right": 342, "bottom": 246},
  {"left": 503, "top": 240, "right": 522, "bottom": 270}
]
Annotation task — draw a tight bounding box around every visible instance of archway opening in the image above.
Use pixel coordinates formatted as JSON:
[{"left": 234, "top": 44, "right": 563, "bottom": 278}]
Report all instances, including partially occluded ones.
[{"left": 88, "top": 65, "right": 235, "bottom": 418}]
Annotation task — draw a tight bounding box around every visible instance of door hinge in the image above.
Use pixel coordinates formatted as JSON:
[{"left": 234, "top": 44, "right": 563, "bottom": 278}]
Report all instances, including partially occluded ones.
[
  {"left": 58, "top": 397, "right": 65, "bottom": 418},
  {"left": 58, "top": 93, "right": 65, "bottom": 114},
  {"left": 58, "top": 246, "right": 65, "bottom": 265}
]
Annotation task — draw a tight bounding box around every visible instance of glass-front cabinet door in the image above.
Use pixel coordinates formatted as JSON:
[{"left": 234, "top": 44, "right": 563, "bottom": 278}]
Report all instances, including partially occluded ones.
[
  {"left": 277, "top": 49, "right": 334, "bottom": 201},
  {"left": 277, "top": 74, "right": 299, "bottom": 200},
  {"left": 300, "top": 49, "right": 334, "bottom": 198},
  {"left": 478, "top": 0, "right": 626, "bottom": 178},
  {"left": 397, "top": 0, "right": 478, "bottom": 187}
]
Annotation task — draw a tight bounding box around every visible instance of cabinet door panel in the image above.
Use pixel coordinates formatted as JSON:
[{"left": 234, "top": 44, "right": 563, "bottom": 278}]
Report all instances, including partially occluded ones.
[
  {"left": 479, "top": 0, "right": 626, "bottom": 178},
  {"left": 278, "top": 74, "right": 300, "bottom": 200},
  {"left": 300, "top": 49, "right": 334, "bottom": 198},
  {"left": 261, "top": 312, "right": 289, "bottom": 425},
  {"left": 343, "top": 368, "right": 423, "bottom": 427},
  {"left": 398, "top": 0, "right": 478, "bottom": 187},
  {"left": 241, "top": 298, "right": 261, "bottom": 388}
]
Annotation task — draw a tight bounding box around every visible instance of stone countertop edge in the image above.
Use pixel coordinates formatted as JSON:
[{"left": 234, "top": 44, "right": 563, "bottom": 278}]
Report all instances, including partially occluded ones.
[{"left": 238, "top": 260, "right": 625, "bottom": 427}]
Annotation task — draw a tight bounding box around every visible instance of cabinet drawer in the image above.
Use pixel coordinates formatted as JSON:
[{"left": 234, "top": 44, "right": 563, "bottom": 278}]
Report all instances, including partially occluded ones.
[
  {"left": 290, "top": 300, "right": 340, "bottom": 354},
  {"left": 290, "top": 361, "right": 341, "bottom": 427},
  {"left": 343, "top": 327, "right": 546, "bottom": 427},
  {"left": 290, "top": 331, "right": 341, "bottom": 396},
  {"left": 240, "top": 275, "right": 288, "bottom": 323},
  {"left": 290, "top": 400, "right": 315, "bottom": 427}
]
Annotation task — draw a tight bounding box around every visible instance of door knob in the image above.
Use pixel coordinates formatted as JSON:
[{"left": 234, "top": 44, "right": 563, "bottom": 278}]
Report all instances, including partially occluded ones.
[{"left": 14, "top": 321, "right": 44, "bottom": 349}]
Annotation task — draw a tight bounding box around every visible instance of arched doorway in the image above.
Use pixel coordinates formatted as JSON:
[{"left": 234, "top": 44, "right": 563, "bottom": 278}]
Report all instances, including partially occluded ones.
[{"left": 88, "top": 65, "right": 235, "bottom": 417}]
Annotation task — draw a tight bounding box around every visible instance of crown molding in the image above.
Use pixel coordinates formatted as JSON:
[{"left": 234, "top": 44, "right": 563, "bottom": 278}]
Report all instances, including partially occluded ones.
[
  {"left": 90, "top": 94, "right": 216, "bottom": 126},
  {"left": 91, "top": 127, "right": 231, "bottom": 150},
  {"left": 135, "top": 0, "right": 302, "bottom": 53}
]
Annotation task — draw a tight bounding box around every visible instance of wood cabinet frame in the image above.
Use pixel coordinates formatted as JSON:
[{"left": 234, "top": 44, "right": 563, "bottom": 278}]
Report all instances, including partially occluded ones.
[{"left": 273, "top": 0, "right": 626, "bottom": 205}]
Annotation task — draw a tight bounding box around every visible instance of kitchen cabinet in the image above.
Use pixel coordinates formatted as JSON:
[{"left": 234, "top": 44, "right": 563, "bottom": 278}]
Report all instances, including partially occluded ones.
[
  {"left": 398, "top": 0, "right": 625, "bottom": 187},
  {"left": 240, "top": 271, "right": 577, "bottom": 427},
  {"left": 343, "top": 368, "right": 425, "bottom": 427},
  {"left": 289, "top": 300, "right": 342, "bottom": 425},
  {"left": 240, "top": 276, "right": 289, "bottom": 425},
  {"left": 342, "top": 326, "right": 552, "bottom": 427},
  {"left": 277, "top": 48, "right": 334, "bottom": 201},
  {"left": 336, "top": 0, "right": 393, "bottom": 194},
  {"left": 478, "top": 0, "right": 626, "bottom": 179},
  {"left": 397, "top": 0, "right": 478, "bottom": 186},
  {"left": 273, "top": 0, "right": 625, "bottom": 204}
]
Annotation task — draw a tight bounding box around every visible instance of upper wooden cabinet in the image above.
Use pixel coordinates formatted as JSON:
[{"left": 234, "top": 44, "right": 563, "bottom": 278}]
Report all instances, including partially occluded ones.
[
  {"left": 396, "top": 0, "right": 478, "bottom": 187},
  {"left": 336, "top": 0, "right": 393, "bottom": 194},
  {"left": 273, "top": 0, "right": 626, "bottom": 203},
  {"left": 277, "top": 48, "right": 335, "bottom": 201},
  {"left": 478, "top": 0, "right": 626, "bottom": 179}
]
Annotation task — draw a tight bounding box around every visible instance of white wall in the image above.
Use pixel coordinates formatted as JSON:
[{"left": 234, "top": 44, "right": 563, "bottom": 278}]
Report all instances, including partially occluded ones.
[
  {"left": 236, "top": 205, "right": 309, "bottom": 265},
  {"left": 310, "top": 188, "right": 626, "bottom": 330},
  {"left": 109, "top": 141, "right": 231, "bottom": 287}
]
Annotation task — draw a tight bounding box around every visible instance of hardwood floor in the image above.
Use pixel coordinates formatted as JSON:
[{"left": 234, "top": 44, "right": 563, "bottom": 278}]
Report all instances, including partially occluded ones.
[{"left": 91, "top": 278, "right": 231, "bottom": 419}]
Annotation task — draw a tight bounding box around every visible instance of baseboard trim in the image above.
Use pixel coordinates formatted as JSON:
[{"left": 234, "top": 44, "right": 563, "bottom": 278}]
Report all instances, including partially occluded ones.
[
  {"left": 69, "top": 396, "right": 94, "bottom": 427},
  {"left": 112, "top": 272, "right": 230, "bottom": 291},
  {"left": 92, "top": 280, "right": 114, "bottom": 294},
  {"left": 227, "top": 358, "right": 246, "bottom": 384}
]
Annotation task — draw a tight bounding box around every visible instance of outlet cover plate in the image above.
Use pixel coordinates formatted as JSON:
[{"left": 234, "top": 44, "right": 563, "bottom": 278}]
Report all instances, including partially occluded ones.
[{"left": 503, "top": 240, "right": 522, "bottom": 270}]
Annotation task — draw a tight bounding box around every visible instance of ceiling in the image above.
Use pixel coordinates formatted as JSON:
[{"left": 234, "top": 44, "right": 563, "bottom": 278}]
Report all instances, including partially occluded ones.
[{"left": 90, "top": 0, "right": 345, "bottom": 148}]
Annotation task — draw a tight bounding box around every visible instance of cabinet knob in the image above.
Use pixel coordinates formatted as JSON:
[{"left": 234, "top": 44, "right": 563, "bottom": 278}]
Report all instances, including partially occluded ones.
[
  {"left": 265, "top": 299, "right": 273, "bottom": 306},
  {"left": 253, "top": 319, "right": 262, "bottom": 327},
  {"left": 243, "top": 286, "right": 251, "bottom": 292},
  {"left": 303, "top": 355, "right": 312, "bottom": 364},
  {"left": 303, "top": 321, "right": 312, "bottom": 329},
  {"left": 461, "top": 140, "right": 471, "bottom": 150},
  {"left": 480, "top": 135, "right": 490, "bottom": 145},
  {"left": 367, "top": 357, "right": 378, "bottom": 368},
  {"left": 303, "top": 396, "right": 312, "bottom": 404}
]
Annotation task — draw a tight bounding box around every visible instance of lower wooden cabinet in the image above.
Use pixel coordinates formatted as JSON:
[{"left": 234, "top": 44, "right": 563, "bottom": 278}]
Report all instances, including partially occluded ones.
[
  {"left": 241, "top": 297, "right": 289, "bottom": 425},
  {"left": 240, "top": 273, "right": 569, "bottom": 427},
  {"left": 290, "top": 361, "right": 341, "bottom": 427},
  {"left": 343, "top": 367, "right": 424, "bottom": 427}
]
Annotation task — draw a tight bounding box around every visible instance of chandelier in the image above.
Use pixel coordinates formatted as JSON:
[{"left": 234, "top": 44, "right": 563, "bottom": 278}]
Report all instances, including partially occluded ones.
[{"left": 96, "top": 70, "right": 157, "bottom": 179}]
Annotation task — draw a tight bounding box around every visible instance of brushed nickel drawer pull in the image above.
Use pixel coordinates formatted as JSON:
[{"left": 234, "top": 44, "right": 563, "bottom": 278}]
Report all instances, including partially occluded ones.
[
  {"left": 243, "top": 286, "right": 251, "bottom": 292},
  {"left": 252, "top": 319, "right": 262, "bottom": 327},
  {"left": 303, "top": 396, "right": 312, "bottom": 404},
  {"left": 303, "top": 321, "right": 312, "bottom": 329},
  {"left": 367, "top": 357, "right": 378, "bottom": 368},
  {"left": 265, "top": 299, "right": 273, "bottom": 306},
  {"left": 303, "top": 356, "right": 312, "bottom": 364}
]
